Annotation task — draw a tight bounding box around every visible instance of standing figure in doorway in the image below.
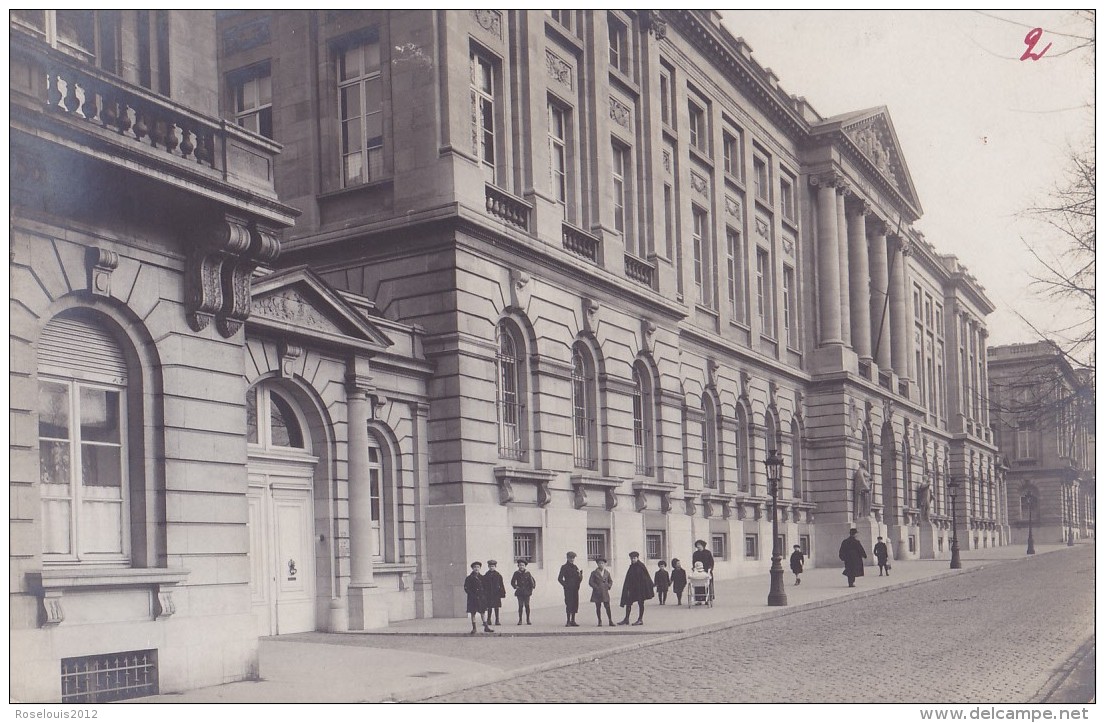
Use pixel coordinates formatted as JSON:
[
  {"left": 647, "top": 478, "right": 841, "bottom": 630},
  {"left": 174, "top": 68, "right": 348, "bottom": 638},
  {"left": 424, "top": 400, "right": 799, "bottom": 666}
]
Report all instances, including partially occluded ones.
[
  {"left": 557, "top": 551, "right": 583, "bottom": 627},
  {"left": 839, "top": 528, "right": 867, "bottom": 588}
]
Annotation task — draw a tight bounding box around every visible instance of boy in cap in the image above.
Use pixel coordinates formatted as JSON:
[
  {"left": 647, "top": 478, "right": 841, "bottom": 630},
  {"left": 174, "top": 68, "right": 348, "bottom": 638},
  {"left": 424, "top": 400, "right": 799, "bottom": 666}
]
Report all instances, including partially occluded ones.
[
  {"left": 789, "top": 543, "right": 805, "bottom": 585},
  {"left": 510, "top": 559, "right": 536, "bottom": 624},
  {"left": 463, "top": 561, "right": 494, "bottom": 634},
  {"left": 482, "top": 559, "right": 507, "bottom": 625},
  {"left": 653, "top": 560, "right": 671, "bottom": 605},
  {"left": 557, "top": 551, "right": 583, "bottom": 627}
]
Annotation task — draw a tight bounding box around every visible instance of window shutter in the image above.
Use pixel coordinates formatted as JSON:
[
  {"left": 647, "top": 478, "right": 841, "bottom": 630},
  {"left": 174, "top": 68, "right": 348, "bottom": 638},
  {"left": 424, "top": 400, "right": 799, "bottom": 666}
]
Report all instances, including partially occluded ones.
[{"left": 38, "top": 316, "right": 127, "bottom": 385}]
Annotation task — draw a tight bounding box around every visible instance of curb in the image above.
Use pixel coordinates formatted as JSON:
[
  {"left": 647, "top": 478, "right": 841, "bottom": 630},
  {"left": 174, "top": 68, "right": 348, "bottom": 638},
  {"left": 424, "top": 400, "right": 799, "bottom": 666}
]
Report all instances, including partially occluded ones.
[
  {"left": 388, "top": 550, "right": 1070, "bottom": 702},
  {"left": 1030, "top": 635, "right": 1096, "bottom": 704}
]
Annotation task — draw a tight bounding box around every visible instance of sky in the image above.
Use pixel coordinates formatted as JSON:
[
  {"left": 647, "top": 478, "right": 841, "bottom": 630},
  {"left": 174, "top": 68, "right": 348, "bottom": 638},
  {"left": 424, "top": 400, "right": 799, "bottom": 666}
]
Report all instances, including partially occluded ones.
[{"left": 718, "top": 10, "right": 1095, "bottom": 349}]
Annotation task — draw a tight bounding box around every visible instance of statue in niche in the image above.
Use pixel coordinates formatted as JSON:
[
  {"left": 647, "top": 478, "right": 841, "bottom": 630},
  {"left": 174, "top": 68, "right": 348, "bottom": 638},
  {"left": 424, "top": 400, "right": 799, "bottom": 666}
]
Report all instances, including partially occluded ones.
[
  {"left": 852, "top": 461, "right": 872, "bottom": 520},
  {"left": 917, "top": 480, "right": 933, "bottom": 521}
]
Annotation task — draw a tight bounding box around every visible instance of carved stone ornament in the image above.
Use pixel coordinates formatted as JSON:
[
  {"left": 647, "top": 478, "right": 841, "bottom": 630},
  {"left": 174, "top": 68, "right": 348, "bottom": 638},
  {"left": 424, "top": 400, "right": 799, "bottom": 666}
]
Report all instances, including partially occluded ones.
[
  {"left": 155, "top": 589, "right": 177, "bottom": 620},
  {"left": 634, "top": 490, "right": 648, "bottom": 512},
  {"left": 684, "top": 496, "right": 697, "bottom": 517},
  {"left": 509, "top": 268, "right": 532, "bottom": 309},
  {"left": 735, "top": 502, "right": 747, "bottom": 520},
  {"left": 254, "top": 287, "right": 342, "bottom": 334},
  {"left": 41, "top": 591, "right": 64, "bottom": 627},
  {"left": 660, "top": 491, "right": 672, "bottom": 514},
  {"left": 725, "top": 196, "right": 742, "bottom": 218},
  {"left": 604, "top": 487, "right": 618, "bottom": 511},
  {"left": 768, "top": 380, "right": 779, "bottom": 408},
  {"left": 537, "top": 480, "right": 553, "bottom": 508},
  {"left": 782, "top": 234, "right": 795, "bottom": 257},
  {"left": 279, "top": 341, "right": 303, "bottom": 379},
  {"left": 707, "top": 358, "right": 719, "bottom": 389},
  {"left": 86, "top": 247, "right": 120, "bottom": 298},
  {"left": 739, "top": 370, "right": 752, "bottom": 400},
  {"left": 471, "top": 10, "right": 502, "bottom": 39},
  {"left": 755, "top": 217, "right": 770, "bottom": 238},
  {"left": 690, "top": 172, "right": 708, "bottom": 197},
  {"left": 498, "top": 477, "right": 514, "bottom": 504},
  {"left": 701, "top": 498, "right": 714, "bottom": 519},
  {"left": 609, "top": 97, "right": 632, "bottom": 129},
  {"left": 573, "top": 484, "right": 588, "bottom": 509},
  {"left": 640, "top": 318, "right": 657, "bottom": 354},
  {"left": 545, "top": 50, "right": 572, "bottom": 89},
  {"left": 582, "top": 297, "right": 600, "bottom": 333},
  {"left": 185, "top": 216, "right": 250, "bottom": 334},
  {"left": 662, "top": 149, "right": 672, "bottom": 175},
  {"left": 643, "top": 10, "right": 667, "bottom": 40}
]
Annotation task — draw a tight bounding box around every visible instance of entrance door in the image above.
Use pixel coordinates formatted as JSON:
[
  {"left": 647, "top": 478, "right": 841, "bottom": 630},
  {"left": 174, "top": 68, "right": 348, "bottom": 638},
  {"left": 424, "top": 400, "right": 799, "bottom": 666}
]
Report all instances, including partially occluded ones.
[{"left": 248, "top": 467, "right": 316, "bottom": 636}]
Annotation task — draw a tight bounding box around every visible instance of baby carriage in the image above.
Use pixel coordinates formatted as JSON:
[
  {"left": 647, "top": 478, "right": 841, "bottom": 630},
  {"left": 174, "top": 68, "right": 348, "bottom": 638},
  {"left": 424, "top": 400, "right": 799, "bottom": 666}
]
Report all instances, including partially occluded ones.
[{"left": 686, "top": 565, "right": 712, "bottom": 607}]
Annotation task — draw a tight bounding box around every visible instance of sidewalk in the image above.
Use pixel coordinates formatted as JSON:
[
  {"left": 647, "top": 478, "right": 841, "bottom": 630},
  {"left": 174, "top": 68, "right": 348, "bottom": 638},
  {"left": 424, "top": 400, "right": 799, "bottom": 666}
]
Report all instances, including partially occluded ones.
[{"left": 140, "top": 543, "right": 1076, "bottom": 703}]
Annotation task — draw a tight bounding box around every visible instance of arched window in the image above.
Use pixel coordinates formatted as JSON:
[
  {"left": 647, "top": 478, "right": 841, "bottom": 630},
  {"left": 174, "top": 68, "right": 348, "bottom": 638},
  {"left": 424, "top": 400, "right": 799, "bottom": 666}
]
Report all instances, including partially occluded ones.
[
  {"left": 736, "top": 405, "right": 750, "bottom": 493},
  {"left": 495, "top": 321, "right": 527, "bottom": 460},
  {"left": 631, "top": 361, "right": 655, "bottom": 476},
  {"left": 702, "top": 393, "right": 718, "bottom": 488},
  {"left": 791, "top": 419, "right": 804, "bottom": 500},
  {"left": 247, "top": 386, "right": 309, "bottom": 452},
  {"left": 571, "top": 345, "right": 597, "bottom": 470},
  {"left": 38, "top": 312, "right": 131, "bottom": 563},
  {"left": 368, "top": 439, "right": 385, "bottom": 560}
]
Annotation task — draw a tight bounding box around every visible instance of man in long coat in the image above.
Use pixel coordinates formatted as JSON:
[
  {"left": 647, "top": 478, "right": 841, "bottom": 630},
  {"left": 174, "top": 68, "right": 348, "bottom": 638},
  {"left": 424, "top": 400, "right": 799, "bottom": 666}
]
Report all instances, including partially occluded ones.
[
  {"left": 839, "top": 528, "right": 867, "bottom": 588},
  {"left": 557, "top": 551, "right": 583, "bottom": 627},
  {"left": 617, "top": 551, "right": 655, "bottom": 625}
]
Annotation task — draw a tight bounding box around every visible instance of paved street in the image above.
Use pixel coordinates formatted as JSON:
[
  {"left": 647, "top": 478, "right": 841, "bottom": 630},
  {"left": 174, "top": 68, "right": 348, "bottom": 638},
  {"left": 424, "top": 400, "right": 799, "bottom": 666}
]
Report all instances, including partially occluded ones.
[{"left": 428, "top": 545, "right": 1095, "bottom": 703}]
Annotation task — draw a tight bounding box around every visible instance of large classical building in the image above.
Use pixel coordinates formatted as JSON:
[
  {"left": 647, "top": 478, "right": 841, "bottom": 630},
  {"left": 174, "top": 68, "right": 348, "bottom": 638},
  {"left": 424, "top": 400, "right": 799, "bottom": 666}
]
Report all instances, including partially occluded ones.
[
  {"left": 989, "top": 342, "right": 1095, "bottom": 545},
  {"left": 10, "top": 10, "right": 1008, "bottom": 701}
]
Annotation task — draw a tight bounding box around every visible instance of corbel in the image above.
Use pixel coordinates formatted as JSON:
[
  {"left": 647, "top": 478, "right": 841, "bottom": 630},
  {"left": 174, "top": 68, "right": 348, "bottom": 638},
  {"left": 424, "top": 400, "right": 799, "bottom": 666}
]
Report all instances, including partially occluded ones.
[
  {"left": 185, "top": 215, "right": 251, "bottom": 333},
  {"left": 217, "top": 223, "right": 281, "bottom": 337},
  {"left": 279, "top": 341, "right": 303, "bottom": 379},
  {"left": 41, "top": 590, "right": 64, "bottom": 627},
  {"left": 634, "top": 489, "right": 648, "bottom": 512},
  {"left": 573, "top": 484, "right": 588, "bottom": 509},
  {"left": 498, "top": 478, "right": 514, "bottom": 505},
  {"left": 604, "top": 487, "right": 618, "bottom": 511},
  {"left": 537, "top": 480, "right": 553, "bottom": 508},
  {"left": 86, "top": 247, "right": 119, "bottom": 298},
  {"left": 154, "top": 587, "right": 176, "bottom": 620}
]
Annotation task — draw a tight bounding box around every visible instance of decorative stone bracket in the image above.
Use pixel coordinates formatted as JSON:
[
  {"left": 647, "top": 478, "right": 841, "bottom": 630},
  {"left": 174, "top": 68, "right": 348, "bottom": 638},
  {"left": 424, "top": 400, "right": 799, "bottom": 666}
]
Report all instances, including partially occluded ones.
[
  {"left": 631, "top": 480, "right": 677, "bottom": 514},
  {"left": 86, "top": 247, "right": 119, "bottom": 298},
  {"left": 700, "top": 492, "right": 735, "bottom": 520},
  {"left": 494, "top": 466, "right": 557, "bottom": 506},
  {"left": 186, "top": 215, "right": 281, "bottom": 337},
  {"left": 571, "top": 474, "right": 623, "bottom": 511},
  {"left": 26, "top": 567, "right": 189, "bottom": 628}
]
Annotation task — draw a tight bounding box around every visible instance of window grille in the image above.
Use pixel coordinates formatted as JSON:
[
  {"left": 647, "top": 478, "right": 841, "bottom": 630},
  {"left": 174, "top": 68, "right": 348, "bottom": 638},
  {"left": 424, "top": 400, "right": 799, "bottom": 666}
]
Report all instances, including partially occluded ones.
[
  {"left": 513, "top": 529, "right": 538, "bottom": 564},
  {"left": 586, "top": 530, "right": 608, "bottom": 561},
  {"left": 61, "top": 649, "right": 158, "bottom": 703},
  {"left": 645, "top": 531, "right": 664, "bottom": 560},
  {"left": 712, "top": 533, "right": 727, "bottom": 559}
]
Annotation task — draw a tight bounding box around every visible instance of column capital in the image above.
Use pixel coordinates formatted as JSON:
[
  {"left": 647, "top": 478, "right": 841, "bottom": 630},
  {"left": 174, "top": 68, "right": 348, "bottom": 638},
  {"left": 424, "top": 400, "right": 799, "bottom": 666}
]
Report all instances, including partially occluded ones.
[{"left": 808, "top": 170, "right": 844, "bottom": 188}]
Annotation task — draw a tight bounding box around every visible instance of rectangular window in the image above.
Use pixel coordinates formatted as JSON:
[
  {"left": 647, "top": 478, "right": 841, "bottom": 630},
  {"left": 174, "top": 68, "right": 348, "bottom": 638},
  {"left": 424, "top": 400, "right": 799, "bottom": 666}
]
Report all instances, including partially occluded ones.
[
  {"left": 756, "top": 248, "right": 774, "bottom": 335},
  {"left": 586, "top": 529, "right": 610, "bottom": 562},
  {"left": 39, "top": 378, "right": 128, "bottom": 562},
  {"left": 548, "top": 102, "right": 571, "bottom": 220},
  {"left": 659, "top": 67, "right": 672, "bottom": 127},
  {"left": 1016, "top": 424, "right": 1037, "bottom": 460},
  {"left": 711, "top": 533, "right": 727, "bottom": 559},
  {"left": 743, "top": 534, "right": 757, "bottom": 559},
  {"left": 753, "top": 155, "right": 769, "bottom": 202},
  {"left": 693, "top": 207, "right": 711, "bottom": 307},
  {"left": 726, "top": 227, "right": 744, "bottom": 322},
  {"left": 783, "top": 264, "right": 797, "bottom": 348},
  {"left": 908, "top": 535, "right": 917, "bottom": 553},
  {"left": 612, "top": 141, "right": 630, "bottom": 236},
  {"left": 913, "top": 286, "right": 922, "bottom": 321},
  {"left": 608, "top": 14, "right": 629, "bottom": 74},
  {"left": 645, "top": 531, "right": 665, "bottom": 560},
  {"left": 663, "top": 184, "right": 675, "bottom": 261},
  {"left": 136, "top": 10, "right": 169, "bottom": 94},
  {"left": 233, "top": 69, "right": 273, "bottom": 139},
  {"left": 799, "top": 534, "right": 810, "bottom": 558},
  {"left": 548, "top": 10, "right": 573, "bottom": 31},
  {"left": 470, "top": 48, "right": 498, "bottom": 184},
  {"left": 688, "top": 101, "right": 707, "bottom": 154},
  {"left": 340, "top": 37, "right": 385, "bottom": 186},
  {"left": 513, "top": 528, "right": 540, "bottom": 565},
  {"left": 780, "top": 176, "right": 795, "bottom": 220}
]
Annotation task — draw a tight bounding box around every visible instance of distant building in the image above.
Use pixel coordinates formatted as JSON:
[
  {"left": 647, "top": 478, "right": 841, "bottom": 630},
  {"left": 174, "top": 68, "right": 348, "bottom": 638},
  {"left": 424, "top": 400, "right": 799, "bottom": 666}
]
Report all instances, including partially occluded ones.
[{"left": 989, "top": 342, "right": 1096, "bottom": 544}]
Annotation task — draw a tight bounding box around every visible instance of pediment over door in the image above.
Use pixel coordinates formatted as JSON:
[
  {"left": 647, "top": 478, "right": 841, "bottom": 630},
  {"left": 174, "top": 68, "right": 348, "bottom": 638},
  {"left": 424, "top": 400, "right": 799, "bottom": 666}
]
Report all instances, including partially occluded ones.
[{"left": 248, "top": 265, "right": 392, "bottom": 353}]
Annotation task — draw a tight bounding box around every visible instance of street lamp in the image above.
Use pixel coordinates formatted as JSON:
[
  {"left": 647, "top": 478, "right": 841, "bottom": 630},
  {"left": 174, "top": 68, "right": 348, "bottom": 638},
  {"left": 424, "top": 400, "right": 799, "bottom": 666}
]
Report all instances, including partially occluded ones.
[
  {"left": 948, "top": 477, "right": 962, "bottom": 569},
  {"left": 764, "top": 449, "right": 787, "bottom": 607},
  {"left": 1025, "top": 492, "right": 1036, "bottom": 555}
]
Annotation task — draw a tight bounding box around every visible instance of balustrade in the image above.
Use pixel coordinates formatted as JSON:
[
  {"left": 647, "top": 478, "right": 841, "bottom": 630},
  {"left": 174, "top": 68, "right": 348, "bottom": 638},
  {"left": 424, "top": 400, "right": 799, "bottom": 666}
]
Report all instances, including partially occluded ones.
[
  {"left": 485, "top": 184, "right": 531, "bottom": 231},
  {"left": 623, "top": 253, "right": 655, "bottom": 288},
  {"left": 561, "top": 222, "right": 600, "bottom": 263}
]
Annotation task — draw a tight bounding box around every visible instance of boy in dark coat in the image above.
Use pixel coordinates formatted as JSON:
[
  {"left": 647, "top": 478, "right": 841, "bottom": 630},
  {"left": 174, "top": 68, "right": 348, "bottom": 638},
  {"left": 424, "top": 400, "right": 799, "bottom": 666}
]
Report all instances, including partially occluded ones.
[
  {"left": 463, "top": 561, "right": 494, "bottom": 634},
  {"left": 557, "top": 551, "right": 583, "bottom": 627},
  {"left": 653, "top": 560, "right": 671, "bottom": 605},
  {"left": 481, "top": 559, "right": 507, "bottom": 625},
  {"left": 670, "top": 558, "right": 688, "bottom": 605},
  {"left": 617, "top": 551, "right": 654, "bottom": 625},
  {"left": 510, "top": 559, "right": 536, "bottom": 625},
  {"left": 839, "top": 528, "right": 867, "bottom": 588},
  {"left": 789, "top": 544, "right": 805, "bottom": 585},
  {"left": 873, "top": 537, "right": 890, "bottom": 576},
  {"left": 588, "top": 557, "right": 615, "bottom": 626}
]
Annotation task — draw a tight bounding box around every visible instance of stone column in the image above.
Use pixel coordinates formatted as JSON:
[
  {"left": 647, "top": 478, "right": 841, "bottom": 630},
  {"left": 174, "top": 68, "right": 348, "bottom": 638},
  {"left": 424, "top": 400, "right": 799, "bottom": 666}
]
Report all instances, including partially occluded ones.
[
  {"left": 889, "top": 235, "right": 910, "bottom": 381},
  {"left": 814, "top": 176, "right": 843, "bottom": 346},
  {"left": 848, "top": 200, "right": 872, "bottom": 361},
  {"left": 836, "top": 186, "right": 852, "bottom": 348},
  {"left": 345, "top": 371, "right": 388, "bottom": 630},
  {"left": 868, "top": 222, "right": 892, "bottom": 371},
  {"left": 979, "top": 328, "right": 990, "bottom": 429}
]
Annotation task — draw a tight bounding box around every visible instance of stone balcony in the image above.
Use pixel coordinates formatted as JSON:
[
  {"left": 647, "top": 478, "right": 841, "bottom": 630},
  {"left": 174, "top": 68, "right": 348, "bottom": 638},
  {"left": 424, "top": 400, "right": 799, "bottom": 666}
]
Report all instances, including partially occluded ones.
[{"left": 9, "top": 30, "right": 296, "bottom": 230}]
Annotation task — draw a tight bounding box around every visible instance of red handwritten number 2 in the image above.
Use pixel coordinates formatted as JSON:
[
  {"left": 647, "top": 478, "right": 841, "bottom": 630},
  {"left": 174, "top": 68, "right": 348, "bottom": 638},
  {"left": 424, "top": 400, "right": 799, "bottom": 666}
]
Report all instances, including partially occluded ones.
[{"left": 1021, "top": 27, "right": 1051, "bottom": 61}]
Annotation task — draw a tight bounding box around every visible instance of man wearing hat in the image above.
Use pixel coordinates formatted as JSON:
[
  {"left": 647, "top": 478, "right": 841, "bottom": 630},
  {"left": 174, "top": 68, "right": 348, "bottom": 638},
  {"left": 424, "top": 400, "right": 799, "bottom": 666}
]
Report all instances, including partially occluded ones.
[
  {"left": 872, "top": 537, "right": 890, "bottom": 576},
  {"left": 789, "top": 543, "right": 805, "bottom": 586},
  {"left": 838, "top": 528, "right": 867, "bottom": 587},
  {"left": 617, "top": 551, "right": 654, "bottom": 625},
  {"left": 481, "top": 559, "right": 507, "bottom": 626},
  {"left": 557, "top": 551, "right": 583, "bottom": 627}
]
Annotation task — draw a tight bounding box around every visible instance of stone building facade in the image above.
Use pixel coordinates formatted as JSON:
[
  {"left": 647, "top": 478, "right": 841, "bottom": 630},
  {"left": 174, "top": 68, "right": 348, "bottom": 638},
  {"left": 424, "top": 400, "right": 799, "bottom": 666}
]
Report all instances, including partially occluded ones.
[
  {"left": 989, "top": 342, "right": 1095, "bottom": 545},
  {"left": 10, "top": 10, "right": 1010, "bottom": 701},
  {"left": 10, "top": 10, "right": 430, "bottom": 702},
  {"left": 215, "top": 9, "right": 1007, "bottom": 619}
]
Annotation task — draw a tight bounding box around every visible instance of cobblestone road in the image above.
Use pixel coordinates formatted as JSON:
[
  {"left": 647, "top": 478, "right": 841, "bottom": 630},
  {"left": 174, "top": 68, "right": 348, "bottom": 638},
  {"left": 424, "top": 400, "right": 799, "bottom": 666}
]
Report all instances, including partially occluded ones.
[{"left": 428, "top": 546, "right": 1095, "bottom": 703}]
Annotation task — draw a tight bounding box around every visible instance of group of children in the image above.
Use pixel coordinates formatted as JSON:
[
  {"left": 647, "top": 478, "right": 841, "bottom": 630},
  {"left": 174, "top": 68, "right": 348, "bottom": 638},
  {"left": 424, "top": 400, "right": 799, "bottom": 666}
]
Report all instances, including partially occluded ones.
[{"left": 464, "top": 537, "right": 790, "bottom": 633}]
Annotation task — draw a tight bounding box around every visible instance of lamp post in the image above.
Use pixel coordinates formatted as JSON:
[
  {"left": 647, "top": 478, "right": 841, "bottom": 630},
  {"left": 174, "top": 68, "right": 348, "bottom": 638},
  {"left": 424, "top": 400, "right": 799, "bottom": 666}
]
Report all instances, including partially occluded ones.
[
  {"left": 1025, "top": 492, "right": 1036, "bottom": 555},
  {"left": 948, "top": 477, "right": 962, "bottom": 569},
  {"left": 764, "top": 449, "right": 787, "bottom": 607}
]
